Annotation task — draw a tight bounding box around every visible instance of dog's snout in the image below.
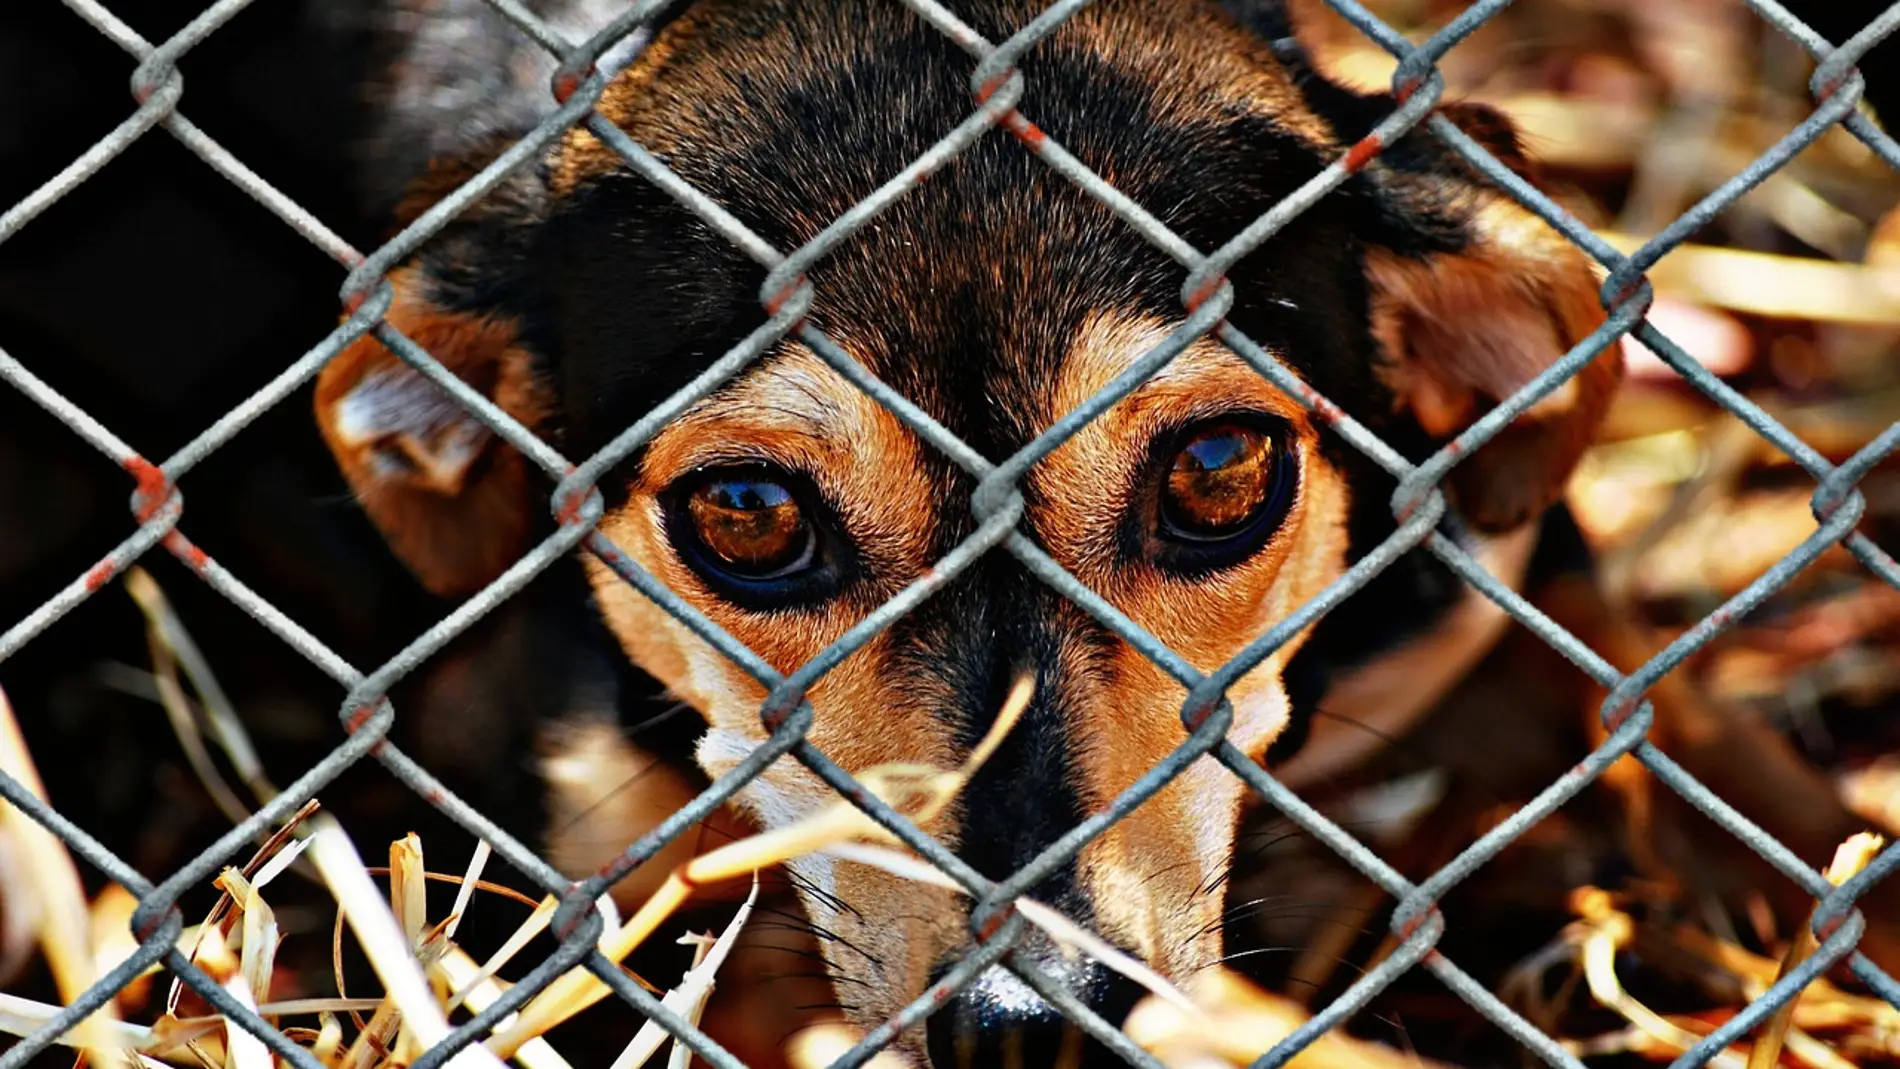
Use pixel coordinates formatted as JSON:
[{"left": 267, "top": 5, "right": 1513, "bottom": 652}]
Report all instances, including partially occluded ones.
[{"left": 923, "top": 958, "right": 1145, "bottom": 1068}]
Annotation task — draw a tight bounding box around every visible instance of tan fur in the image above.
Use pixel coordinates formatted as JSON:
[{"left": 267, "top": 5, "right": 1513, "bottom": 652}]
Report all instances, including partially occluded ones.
[
  {"left": 1006, "top": 312, "right": 1354, "bottom": 973},
  {"left": 536, "top": 715, "right": 711, "bottom": 906},
  {"left": 634, "top": 344, "right": 941, "bottom": 590},
  {"left": 313, "top": 268, "right": 553, "bottom": 597},
  {"left": 565, "top": 308, "right": 1356, "bottom": 1025},
  {"left": 1367, "top": 197, "right": 1623, "bottom": 532},
  {"left": 580, "top": 344, "right": 975, "bottom": 1026}
]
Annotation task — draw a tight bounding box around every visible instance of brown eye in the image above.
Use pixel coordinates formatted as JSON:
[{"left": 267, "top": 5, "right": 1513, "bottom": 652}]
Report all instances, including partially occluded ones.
[
  {"left": 683, "top": 474, "right": 815, "bottom": 579},
  {"left": 1161, "top": 424, "right": 1281, "bottom": 542}
]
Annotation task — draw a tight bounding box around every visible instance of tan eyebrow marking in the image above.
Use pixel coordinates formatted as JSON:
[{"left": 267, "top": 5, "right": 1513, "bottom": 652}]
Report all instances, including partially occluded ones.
[
  {"left": 1021, "top": 310, "right": 1320, "bottom": 590},
  {"left": 635, "top": 345, "right": 870, "bottom": 490},
  {"left": 680, "top": 350, "right": 857, "bottom": 436},
  {"left": 631, "top": 341, "right": 942, "bottom": 588},
  {"left": 1052, "top": 312, "right": 1312, "bottom": 429},
  {"left": 661, "top": 349, "right": 855, "bottom": 446}
]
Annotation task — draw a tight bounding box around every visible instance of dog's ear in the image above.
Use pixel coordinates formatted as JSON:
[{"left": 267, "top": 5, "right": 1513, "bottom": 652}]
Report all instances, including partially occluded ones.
[
  {"left": 1356, "top": 100, "right": 1622, "bottom": 532},
  {"left": 315, "top": 153, "right": 555, "bottom": 598},
  {"left": 1223, "top": 1, "right": 1620, "bottom": 531}
]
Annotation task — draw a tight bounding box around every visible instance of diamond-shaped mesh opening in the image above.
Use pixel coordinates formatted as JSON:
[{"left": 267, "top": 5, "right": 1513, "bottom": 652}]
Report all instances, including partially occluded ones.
[{"left": 3, "top": 1, "right": 1899, "bottom": 1067}]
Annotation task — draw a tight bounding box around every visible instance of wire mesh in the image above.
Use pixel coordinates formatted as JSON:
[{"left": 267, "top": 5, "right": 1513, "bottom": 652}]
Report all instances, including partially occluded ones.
[{"left": 2, "top": 0, "right": 1899, "bottom": 1067}]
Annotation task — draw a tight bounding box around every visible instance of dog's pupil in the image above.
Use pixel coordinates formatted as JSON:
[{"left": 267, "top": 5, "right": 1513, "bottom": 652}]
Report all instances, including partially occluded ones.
[
  {"left": 687, "top": 478, "right": 807, "bottom": 570},
  {"left": 1166, "top": 426, "right": 1273, "bottom": 534}
]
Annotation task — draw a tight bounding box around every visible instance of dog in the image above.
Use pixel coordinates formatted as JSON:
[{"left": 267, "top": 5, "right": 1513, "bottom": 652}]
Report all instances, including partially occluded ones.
[{"left": 308, "top": 1, "right": 1898, "bottom": 1064}]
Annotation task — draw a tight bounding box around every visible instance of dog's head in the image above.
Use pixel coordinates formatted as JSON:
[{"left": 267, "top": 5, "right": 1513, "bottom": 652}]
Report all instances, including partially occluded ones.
[{"left": 317, "top": 0, "right": 1619, "bottom": 1061}]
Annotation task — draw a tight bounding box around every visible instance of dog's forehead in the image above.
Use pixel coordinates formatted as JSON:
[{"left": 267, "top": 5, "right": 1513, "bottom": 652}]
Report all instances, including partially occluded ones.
[
  {"left": 541, "top": 0, "right": 1371, "bottom": 467},
  {"left": 557, "top": 0, "right": 1336, "bottom": 193}
]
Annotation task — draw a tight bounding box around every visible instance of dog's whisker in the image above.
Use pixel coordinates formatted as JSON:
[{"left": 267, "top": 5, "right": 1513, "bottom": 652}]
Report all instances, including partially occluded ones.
[
  {"left": 1209, "top": 815, "right": 1393, "bottom": 902},
  {"left": 1142, "top": 856, "right": 1200, "bottom": 887},
  {"left": 1216, "top": 895, "right": 1371, "bottom": 931},
  {"left": 622, "top": 698, "right": 697, "bottom": 735},
  {"left": 784, "top": 914, "right": 885, "bottom": 970},
  {"left": 1189, "top": 944, "right": 1301, "bottom": 974},
  {"left": 1193, "top": 894, "right": 1313, "bottom": 939},
  {"left": 762, "top": 969, "right": 878, "bottom": 990},
  {"left": 545, "top": 755, "right": 669, "bottom": 838},
  {"left": 778, "top": 866, "right": 861, "bottom": 923}
]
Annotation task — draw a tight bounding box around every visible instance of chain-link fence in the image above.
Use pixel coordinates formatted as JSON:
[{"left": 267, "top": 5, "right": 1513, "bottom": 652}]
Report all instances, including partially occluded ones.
[{"left": 3, "top": 0, "right": 1899, "bottom": 1066}]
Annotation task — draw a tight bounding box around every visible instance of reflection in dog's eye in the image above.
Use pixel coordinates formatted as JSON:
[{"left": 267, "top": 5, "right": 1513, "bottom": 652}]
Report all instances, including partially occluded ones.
[
  {"left": 1162, "top": 424, "right": 1277, "bottom": 540},
  {"left": 683, "top": 470, "right": 816, "bottom": 578}
]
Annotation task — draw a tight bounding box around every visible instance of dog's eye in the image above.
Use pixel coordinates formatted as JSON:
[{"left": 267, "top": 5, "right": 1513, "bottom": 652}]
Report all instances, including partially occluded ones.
[
  {"left": 1148, "top": 419, "right": 1297, "bottom": 574},
  {"left": 662, "top": 463, "right": 853, "bottom": 610},
  {"left": 681, "top": 472, "right": 816, "bottom": 579},
  {"left": 1162, "top": 425, "right": 1278, "bottom": 539}
]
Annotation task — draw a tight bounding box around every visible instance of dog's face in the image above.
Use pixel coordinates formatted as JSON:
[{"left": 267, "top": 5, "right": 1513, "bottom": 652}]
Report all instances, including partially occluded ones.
[{"left": 317, "top": 0, "right": 1619, "bottom": 1060}]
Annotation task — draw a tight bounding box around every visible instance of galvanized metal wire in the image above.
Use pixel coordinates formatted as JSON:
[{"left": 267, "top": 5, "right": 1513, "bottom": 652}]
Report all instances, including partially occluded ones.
[{"left": 3, "top": 0, "right": 1899, "bottom": 1067}]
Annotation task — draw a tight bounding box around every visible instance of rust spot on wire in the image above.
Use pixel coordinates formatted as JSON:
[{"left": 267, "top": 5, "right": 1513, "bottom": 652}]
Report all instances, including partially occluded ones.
[
  {"left": 761, "top": 690, "right": 802, "bottom": 732},
  {"left": 1184, "top": 275, "right": 1225, "bottom": 313},
  {"left": 1290, "top": 382, "right": 1346, "bottom": 425},
  {"left": 1394, "top": 904, "right": 1439, "bottom": 940},
  {"left": 1344, "top": 134, "right": 1385, "bottom": 173},
  {"left": 553, "top": 65, "right": 595, "bottom": 104},
  {"left": 974, "top": 904, "right": 1012, "bottom": 942},
  {"left": 343, "top": 702, "right": 380, "bottom": 735},
  {"left": 1602, "top": 694, "right": 1640, "bottom": 732},
  {"left": 1006, "top": 113, "right": 1048, "bottom": 149},
  {"left": 82, "top": 558, "right": 118, "bottom": 592},
  {"left": 764, "top": 277, "right": 806, "bottom": 316},
  {"left": 1180, "top": 692, "right": 1221, "bottom": 731},
  {"left": 974, "top": 70, "right": 1013, "bottom": 104},
  {"left": 1608, "top": 275, "right": 1652, "bottom": 312},
  {"left": 555, "top": 483, "right": 592, "bottom": 527},
  {"left": 553, "top": 887, "right": 593, "bottom": 940},
  {"left": 125, "top": 457, "right": 170, "bottom": 522},
  {"left": 341, "top": 283, "right": 374, "bottom": 317},
  {"left": 595, "top": 852, "right": 642, "bottom": 887},
  {"left": 131, "top": 75, "right": 163, "bottom": 106},
  {"left": 1393, "top": 489, "right": 1430, "bottom": 526},
  {"left": 164, "top": 531, "right": 209, "bottom": 574}
]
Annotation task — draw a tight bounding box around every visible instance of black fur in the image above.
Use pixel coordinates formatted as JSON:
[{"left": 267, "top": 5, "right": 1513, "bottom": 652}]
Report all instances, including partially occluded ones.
[{"left": 887, "top": 562, "right": 1094, "bottom": 902}]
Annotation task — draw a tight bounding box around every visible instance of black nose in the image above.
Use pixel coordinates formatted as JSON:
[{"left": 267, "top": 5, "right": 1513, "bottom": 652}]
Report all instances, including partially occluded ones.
[{"left": 924, "top": 957, "right": 1146, "bottom": 1069}]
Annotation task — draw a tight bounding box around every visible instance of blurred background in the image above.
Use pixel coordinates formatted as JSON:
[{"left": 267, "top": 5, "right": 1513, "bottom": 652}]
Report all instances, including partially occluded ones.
[
  {"left": 2, "top": 0, "right": 1899, "bottom": 1066},
  {"left": 1292, "top": 0, "right": 1900, "bottom": 834}
]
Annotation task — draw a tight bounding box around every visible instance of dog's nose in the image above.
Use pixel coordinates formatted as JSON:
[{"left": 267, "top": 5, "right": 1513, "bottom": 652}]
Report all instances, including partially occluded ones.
[{"left": 924, "top": 958, "right": 1145, "bottom": 1068}]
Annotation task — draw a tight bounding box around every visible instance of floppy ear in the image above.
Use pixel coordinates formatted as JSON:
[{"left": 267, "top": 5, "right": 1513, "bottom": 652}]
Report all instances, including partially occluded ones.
[
  {"left": 1223, "top": 0, "right": 1620, "bottom": 531},
  {"left": 315, "top": 154, "right": 555, "bottom": 598},
  {"left": 1358, "top": 102, "right": 1623, "bottom": 532}
]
